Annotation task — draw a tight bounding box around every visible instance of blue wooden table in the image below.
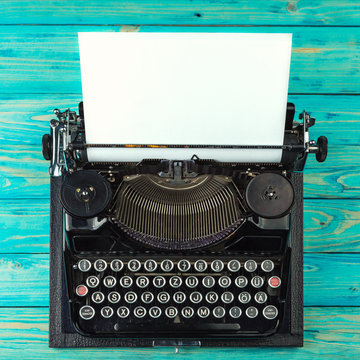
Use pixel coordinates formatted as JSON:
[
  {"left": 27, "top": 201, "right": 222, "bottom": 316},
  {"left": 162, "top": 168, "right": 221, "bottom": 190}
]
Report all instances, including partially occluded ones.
[{"left": 0, "top": 1, "right": 359, "bottom": 359}]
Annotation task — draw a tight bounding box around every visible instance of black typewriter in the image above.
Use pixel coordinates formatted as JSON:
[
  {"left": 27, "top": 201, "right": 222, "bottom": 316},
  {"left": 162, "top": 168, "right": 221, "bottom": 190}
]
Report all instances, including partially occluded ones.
[{"left": 42, "top": 102, "right": 327, "bottom": 347}]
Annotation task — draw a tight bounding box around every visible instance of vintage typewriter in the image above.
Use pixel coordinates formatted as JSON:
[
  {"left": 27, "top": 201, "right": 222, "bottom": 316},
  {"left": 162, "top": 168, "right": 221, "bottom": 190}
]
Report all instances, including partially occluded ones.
[{"left": 42, "top": 101, "right": 327, "bottom": 347}]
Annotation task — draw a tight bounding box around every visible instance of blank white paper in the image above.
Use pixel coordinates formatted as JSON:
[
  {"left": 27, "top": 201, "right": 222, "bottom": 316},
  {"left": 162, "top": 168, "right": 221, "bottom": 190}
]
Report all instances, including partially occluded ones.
[{"left": 78, "top": 32, "right": 292, "bottom": 162}]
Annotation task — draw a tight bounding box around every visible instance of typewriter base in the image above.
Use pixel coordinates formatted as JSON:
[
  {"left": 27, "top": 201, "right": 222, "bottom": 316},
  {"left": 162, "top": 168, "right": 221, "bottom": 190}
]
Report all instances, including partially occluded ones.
[{"left": 49, "top": 174, "right": 303, "bottom": 348}]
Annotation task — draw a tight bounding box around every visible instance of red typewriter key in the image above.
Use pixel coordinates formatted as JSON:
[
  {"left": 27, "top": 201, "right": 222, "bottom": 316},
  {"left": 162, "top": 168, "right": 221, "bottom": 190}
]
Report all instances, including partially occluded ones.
[
  {"left": 76, "top": 285, "right": 88, "bottom": 297},
  {"left": 268, "top": 276, "right": 281, "bottom": 288}
]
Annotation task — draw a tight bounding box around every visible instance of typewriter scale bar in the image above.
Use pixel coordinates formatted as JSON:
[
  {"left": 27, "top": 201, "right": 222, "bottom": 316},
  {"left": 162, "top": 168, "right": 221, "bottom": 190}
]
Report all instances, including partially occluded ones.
[{"left": 67, "top": 255, "right": 286, "bottom": 337}]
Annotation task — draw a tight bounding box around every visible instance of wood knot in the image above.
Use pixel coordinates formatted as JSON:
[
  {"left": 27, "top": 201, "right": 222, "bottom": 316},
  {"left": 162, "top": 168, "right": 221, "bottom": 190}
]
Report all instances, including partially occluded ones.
[
  {"left": 287, "top": 2, "right": 297, "bottom": 12},
  {"left": 194, "top": 12, "right": 201, "bottom": 18}
]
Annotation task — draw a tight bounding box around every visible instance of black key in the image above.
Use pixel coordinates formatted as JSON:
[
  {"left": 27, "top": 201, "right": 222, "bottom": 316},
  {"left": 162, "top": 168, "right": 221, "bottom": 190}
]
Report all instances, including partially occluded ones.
[
  {"left": 86, "top": 276, "right": 99, "bottom": 288},
  {"left": 173, "top": 291, "right": 186, "bottom": 304},
  {"left": 149, "top": 306, "right": 162, "bottom": 319},
  {"left": 94, "top": 259, "right": 107, "bottom": 272},
  {"left": 197, "top": 306, "right": 210, "bottom": 318},
  {"left": 169, "top": 276, "right": 182, "bottom": 288},
  {"left": 134, "top": 306, "right": 146, "bottom": 318},
  {"left": 261, "top": 260, "right": 274, "bottom": 272},
  {"left": 254, "top": 291, "right": 267, "bottom": 304},
  {"left": 239, "top": 291, "right": 251, "bottom": 304},
  {"left": 194, "top": 259, "right": 207, "bottom": 272},
  {"left": 141, "top": 292, "right": 154, "bottom": 304},
  {"left": 229, "top": 306, "right": 242, "bottom": 319},
  {"left": 117, "top": 306, "right": 130, "bottom": 318},
  {"left": 91, "top": 291, "right": 104, "bottom": 304},
  {"left": 263, "top": 305, "right": 278, "bottom": 319},
  {"left": 79, "top": 305, "right": 95, "bottom": 320},
  {"left": 144, "top": 259, "right": 157, "bottom": 272},
  {"left": 227, "top": 259, "right": 241, "bottom": 272},
  {"left": 108, "top": 291, "right": 121, "bottom": 304},
  {"left": 189, "top": 291, "right": 202, "bottom": 304},
  {"left": 110, "top": 259, "right": 123, "bottom": 272},
  {"left": 246, "top": 306, "right": 258, "bottom": 318},
  {"left": 101, "top": 306, "right": 114, "bottom": 318},
  {"left": 234, "top": 276, "right": 248, "bottom": 288},
  {"left": 244, "top": 260, "right": 257, "bottom": 272},
  {"left": 213, "top": 306, "right": 225, "bottom": 318},
  {"left": 103, "top": 276, "right": 116, "bottom": 288},
  {"left": 177, "top": 259, "right": 191, "bottom": 272},
  {"left": 128, "top": 259, "right": 141, "bottom": 272},
  {"left": 78, "top": 259, "right": 91, "bottom": 272},
  {"left": 161, "top": 259, "right": 174, "bottom": 272}
]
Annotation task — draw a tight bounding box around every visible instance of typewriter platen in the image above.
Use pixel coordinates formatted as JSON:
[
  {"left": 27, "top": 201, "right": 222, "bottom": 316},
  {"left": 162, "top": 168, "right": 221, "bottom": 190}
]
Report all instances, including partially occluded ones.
[{"left": 42, "top": 102, "right": 327, "bottom": 346}]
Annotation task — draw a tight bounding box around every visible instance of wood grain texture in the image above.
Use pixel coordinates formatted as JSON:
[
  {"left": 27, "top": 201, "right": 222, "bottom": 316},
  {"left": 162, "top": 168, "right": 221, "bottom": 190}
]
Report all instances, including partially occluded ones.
[
  {"left": 0, "top": 307, "right": 359, "bottom": 358},
  {"left": 1, "top": 94, "right": 358, "bottom": 146},
  {"left": 0, "top": 253, "right": 359, "bottom": 307},
  {"left": 1, "top": 199, "right": 360, "bottom": 254},
  {"left": 2, "top": 1, "right": 360, "bottom": 26},
  {"left": 0, "top": 26, "right": 360, "bottom": 94},
  {"left": 1, "top": 144, "right": 359, "bottom": 199}
]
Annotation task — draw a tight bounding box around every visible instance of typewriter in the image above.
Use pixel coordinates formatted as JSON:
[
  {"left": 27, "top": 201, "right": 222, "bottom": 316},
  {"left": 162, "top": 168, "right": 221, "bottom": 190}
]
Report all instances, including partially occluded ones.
[{"left": 42, "top": 101, "right": 327, "bottom": 348}]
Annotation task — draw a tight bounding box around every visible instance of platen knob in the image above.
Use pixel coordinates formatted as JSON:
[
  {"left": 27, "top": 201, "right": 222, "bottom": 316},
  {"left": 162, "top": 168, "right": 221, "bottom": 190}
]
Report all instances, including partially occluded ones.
[
  {"left": 42, "top": 134, "right": 52, "bottom": 160},
  {"left": 316, "top": 136, "right": 328, "bottom": 163}
]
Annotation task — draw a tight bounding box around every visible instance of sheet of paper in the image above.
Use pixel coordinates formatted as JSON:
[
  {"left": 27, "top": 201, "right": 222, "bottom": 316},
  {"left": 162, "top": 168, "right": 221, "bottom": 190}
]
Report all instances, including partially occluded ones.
[{"left": 78, "top": 32, "right": 292, "bottom": 162}]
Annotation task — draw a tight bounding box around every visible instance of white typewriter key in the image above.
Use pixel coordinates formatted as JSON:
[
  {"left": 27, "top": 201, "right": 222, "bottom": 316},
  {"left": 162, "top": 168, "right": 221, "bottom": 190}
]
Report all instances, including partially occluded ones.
[
  {"left": 128, "top": 259, "right": 141, "bottom": 272},
  {"left": 86, "top": 275, "right": 99, "bottom": 288},
  {"left": 78, "top": 259, "right": 91, "bottom": 272},
  {"left": 221, "top": 291, "right": 234, "bottom": 304},
  {"left": 141, "top": 292, "right": 154, "bottom": 304},
  {"left": 190, "top": 291, "right": 202, "bottom": 304},
  {"left": 213, "top": 306, "right": 226, "bottom": 318},
  {"left": 120, "top": 275, "right": 133, "bottom": 288},
  {"left": 91, "top": 291, "right": 105, "bottom": 304},
  {"left": 169, "top": 276, "right": 182, "bottom": 288},
  {"left": 177, "top": 259, "right": 191, "bottom": 272},
  {"left": 261, "top": 260, "right": 274, "bottom": 272},
  {"left": 157, "top": 291, "right": 170, "bottom": 304},
  {"left": 197, "top": 306, "right": 210, "bottom": 318},
  {"left": 211, "top": 260, "right": 224, "bottom": 272},
  {"left": 103, "top": 275, "right": 116, "bottom": 288},
  {"left": 101, "top": 306, "right": 114, "bottom": 318},
  {"left": 254, "top": 291, "right": 268, "bottom": 304},
  {"left": 227, "top": 259, "right": 241, "bottom": 272},
  {"left": 263, "top": 305, "right": 278, "bottom": 320},
  {"left": 136, "top": 276, "right": 149, "bottom": 288},
  {"left": 110, "top": 259, "right": 124, "bottom": 272},
  {"left": 246, "top": 306, "right": 258, "bottom": 318},
  {"left": 202, "top": 276, "right": 215, "bottom": 288},
  {"left": 79, "top": 305, "right": 95, "bottom": 320},
  {"left": 194, "top": 259, "right": 207, "bottom": 272},
  {"left": 268, "top": 276, "right": 281, "bottom": 288},
  {"left": 124, "top": 291, "right": 137, "bottom": 304},
  {"left": 218, "top": 275, "right": 231, "bottom": 288},
  {"left": 229, "top": 306, "right": 242, "bottom": 319},
  {"left": 234, "top": 276, "right": 248, "bottom": 288},
  {"left": 181, "top": 307, "right": 194, "bottom": 318},
  {"left": 149, "top": 306, "right": 162, "bottom": 319},
  {"left": 117, "top": 306, "right": 130, "bottom": 318},
  {"left": 160, "top": 259, "right": 174, "bottom": 272},
  {"left": 134, "top": 306, "right": 146, "bottom": 319},
  {"left": 165, "top": 306, "right": 178, "bottom": 318},
  {"left": 205, "top": 291, "right": 218, "bottom": 304},
  {"left": 76, "top": 285, "right": 88, "bottom": 297},
  {"left": 94, "top": 259, "right": 107, "bottom": 272},
  {"left": 239, "top": 291, "right": 251, "bottom": 304},
  {"left": 185, "top": 276, "right": 198, "bottom": 288},
  {"left": 173, "top": 291, "right": 186, "bottom": 304},
  {"left": 153, "top": 275, "right": 166, "bottom": 288},
  {"left": 108, "top": 291, "right": 121, "bottom": 304},
  {"left": 244, "top": 260, "right": 257, "bottom": 272},
  {"left": 144, "top": 259, "right": 157, "bottom": 272},
  {"left": 251, "top": 276, "right": 264, "bottom": 288}
]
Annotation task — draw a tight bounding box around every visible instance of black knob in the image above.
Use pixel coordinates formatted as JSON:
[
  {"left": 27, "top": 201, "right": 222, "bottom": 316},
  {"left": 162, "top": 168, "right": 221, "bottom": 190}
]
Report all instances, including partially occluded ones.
[
  {"left": 316, "top": 136, "right": 328, "bottom": 163},
  {"left": 42, "top": 134, "right": 52, "bottom": 160},
  {"left": 79, "top": 101, "right": 84, "bottom": 119}
]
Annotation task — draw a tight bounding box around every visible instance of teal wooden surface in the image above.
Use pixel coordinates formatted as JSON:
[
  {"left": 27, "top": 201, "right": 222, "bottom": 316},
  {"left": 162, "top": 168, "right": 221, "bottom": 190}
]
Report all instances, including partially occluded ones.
[
  {"left": 1, "top": 1, "right": 360, "bottom": 26},
  {"left": 0, "top": 0, "right": 360, "bottom": 358}
]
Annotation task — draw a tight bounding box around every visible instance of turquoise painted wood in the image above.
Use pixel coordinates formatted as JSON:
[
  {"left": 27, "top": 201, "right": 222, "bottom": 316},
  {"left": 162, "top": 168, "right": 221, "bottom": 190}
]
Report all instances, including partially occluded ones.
[
  {"left": 2, "top": 199, "right": 360, "bottom": 253},
  {"left": 0, "top": 0, "right": 360, "bottom": 358},
  {"left": 0, "top": 26, "right": 360, "bottom": 94},
  {"left": 0, "top": 253, "right": 359, "bottom": 307},
  {"left": 1, "top": 1, "right": 360, "bottom": 26},
  {"left": 0, "top": 307, "right": 359, "bottom": 359}
]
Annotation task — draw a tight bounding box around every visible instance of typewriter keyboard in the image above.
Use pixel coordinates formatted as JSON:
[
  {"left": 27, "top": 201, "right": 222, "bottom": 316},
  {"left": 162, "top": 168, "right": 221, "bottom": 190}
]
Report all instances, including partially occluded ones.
[{"left": 69, "top": 256, "right": 285, "bottom": 336}]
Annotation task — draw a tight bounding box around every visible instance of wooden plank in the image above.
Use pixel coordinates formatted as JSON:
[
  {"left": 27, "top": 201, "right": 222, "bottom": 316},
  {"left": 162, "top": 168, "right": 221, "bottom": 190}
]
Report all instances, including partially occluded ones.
[
  {"left": 0, "top": 144, "right": 359, "bottom": 199},
  {"left": 1, "top": 26, "right": 360, "bottom": 94},
  {"left": 0, "top": 307, "right": 358, "bottom": 357},
  {"left": 2, "top": 1, "right": 360, "bottom": 26},
  {"left": 0, "top": 253, "right": 359, "bottom": 307},
  {"left": 1, "top": 94, "right": 358, "bottom": 146},
  {"left": 1, "top": 199, "right": 360, "bottom": 254}
]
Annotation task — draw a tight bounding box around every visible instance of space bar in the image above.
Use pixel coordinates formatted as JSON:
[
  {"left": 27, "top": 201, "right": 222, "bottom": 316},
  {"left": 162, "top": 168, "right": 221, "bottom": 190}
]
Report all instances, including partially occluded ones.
[{"left": 183, "top": 323, "right": 241, "bottom": 331}]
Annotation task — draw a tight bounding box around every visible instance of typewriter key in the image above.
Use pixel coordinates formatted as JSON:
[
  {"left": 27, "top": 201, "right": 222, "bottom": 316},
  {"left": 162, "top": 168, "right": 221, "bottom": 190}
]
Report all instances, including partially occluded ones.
[
  {"left": 245, "top": 173, "right": 294, "bottom": 218},
  {"left": 60, "top": 170, "right": 112, "bottom": 218}
]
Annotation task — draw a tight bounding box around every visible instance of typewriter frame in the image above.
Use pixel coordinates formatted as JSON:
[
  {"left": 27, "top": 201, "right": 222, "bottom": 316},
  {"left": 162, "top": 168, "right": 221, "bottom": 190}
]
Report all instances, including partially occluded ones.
[{"left": 45, "top": 102, "right": 327, "bottom": 348}]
